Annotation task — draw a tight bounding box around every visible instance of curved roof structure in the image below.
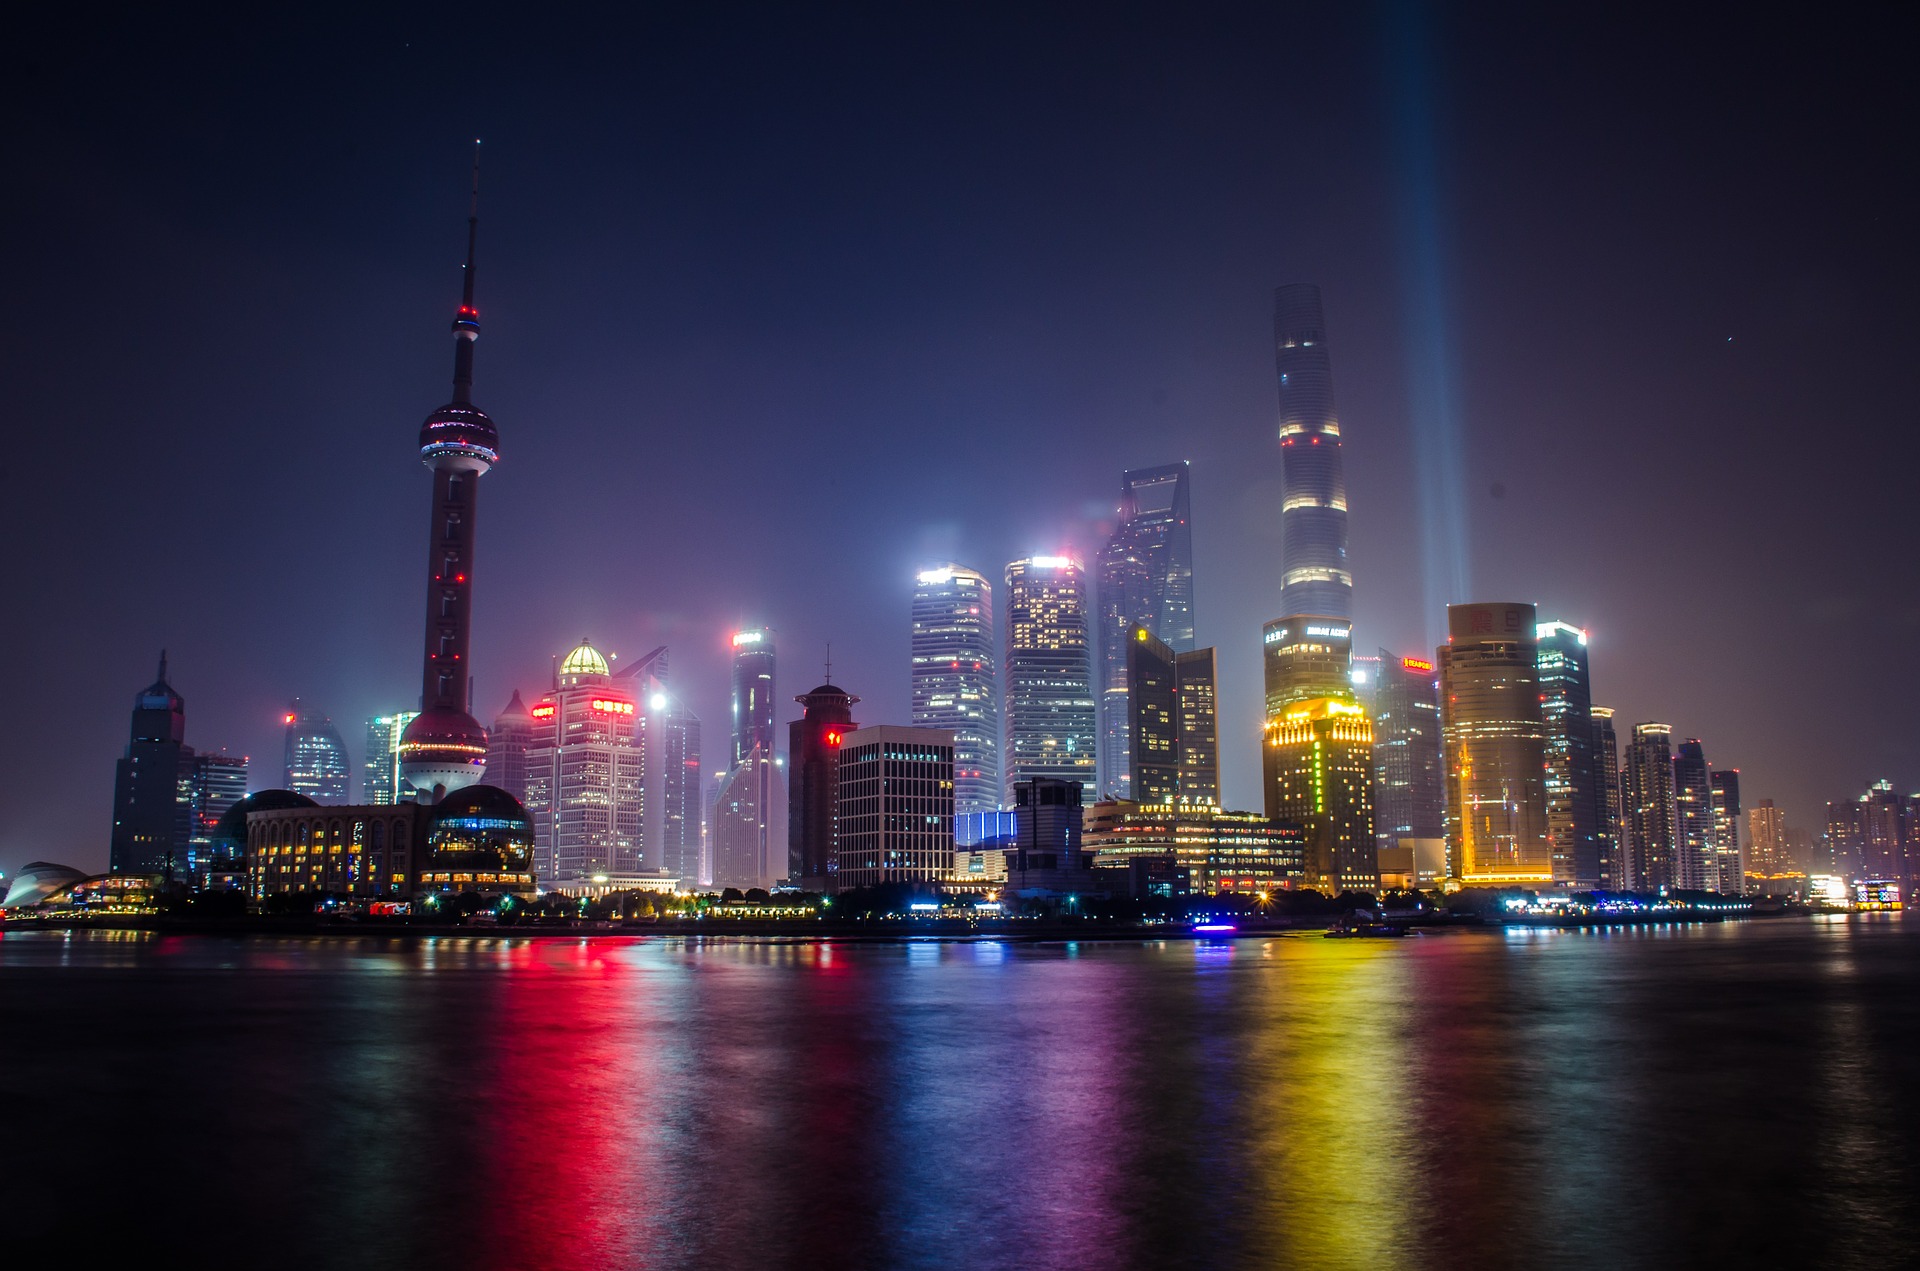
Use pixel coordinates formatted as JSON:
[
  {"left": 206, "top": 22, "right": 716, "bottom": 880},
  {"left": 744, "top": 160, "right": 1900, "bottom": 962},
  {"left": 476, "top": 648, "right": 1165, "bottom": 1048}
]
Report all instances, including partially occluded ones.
[
  {"left": 559, "top": 640, "right": 610, "bottom": 679},
  {"left": 2, "top": 862, "right": 88, "bottom": 909},
  {"left": 211, "top": 790, "right": 321, "bottom": 848}
]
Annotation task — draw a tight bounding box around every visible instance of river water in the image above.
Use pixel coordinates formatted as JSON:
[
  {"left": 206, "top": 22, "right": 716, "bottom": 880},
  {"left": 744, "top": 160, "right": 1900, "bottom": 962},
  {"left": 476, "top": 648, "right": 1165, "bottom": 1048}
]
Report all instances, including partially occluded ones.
[{"left": 1, "top": 917, "right": 1914, "bottom": 1269}]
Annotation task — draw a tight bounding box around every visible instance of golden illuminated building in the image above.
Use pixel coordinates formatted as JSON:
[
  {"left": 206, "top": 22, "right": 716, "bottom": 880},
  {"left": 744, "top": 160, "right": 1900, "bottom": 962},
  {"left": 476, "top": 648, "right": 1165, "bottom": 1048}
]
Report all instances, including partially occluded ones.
[
  {"left": 1084, "top": 800, "right": 1304, "bottom": 894},
  {"left": 1263, "top": 696, "right": 1377, "bottom": 893},
  {"left": 1437, "top": 602, "right": 1553, "bottom": 884}
]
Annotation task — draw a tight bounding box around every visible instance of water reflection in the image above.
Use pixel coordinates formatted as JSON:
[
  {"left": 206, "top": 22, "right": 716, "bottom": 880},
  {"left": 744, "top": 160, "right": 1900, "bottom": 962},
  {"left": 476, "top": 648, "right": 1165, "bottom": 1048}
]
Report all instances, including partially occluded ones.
[{"left": 1, "top": 922, "right": 1918, "bottom": 1269}]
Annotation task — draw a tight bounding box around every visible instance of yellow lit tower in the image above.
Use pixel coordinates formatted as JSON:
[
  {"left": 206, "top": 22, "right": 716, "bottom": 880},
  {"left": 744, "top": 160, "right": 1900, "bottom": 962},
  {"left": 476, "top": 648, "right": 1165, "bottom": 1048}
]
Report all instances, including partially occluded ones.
[{"left": 1265, "top": 697, "right": 1377, "bottom": 894}]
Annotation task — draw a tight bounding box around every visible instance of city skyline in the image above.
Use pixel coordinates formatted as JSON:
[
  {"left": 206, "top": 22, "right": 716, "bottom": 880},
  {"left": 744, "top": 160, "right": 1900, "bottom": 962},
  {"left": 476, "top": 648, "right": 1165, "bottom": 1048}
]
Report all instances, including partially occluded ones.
[{"left": 6, "top": 8, "right": 1915, "bottom": 874}]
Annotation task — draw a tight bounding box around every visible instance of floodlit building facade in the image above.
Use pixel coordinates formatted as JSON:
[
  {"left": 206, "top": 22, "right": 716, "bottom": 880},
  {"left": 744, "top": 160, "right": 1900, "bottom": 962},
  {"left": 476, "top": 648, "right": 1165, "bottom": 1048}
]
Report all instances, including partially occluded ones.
[
  {"left": 1536, "top": 621, "right": 1602, "bottom": 888},
  {"left": 364, "top": 712, "right": 420, "bottom": 806},
  {"left": 1003, "top": 557, "right": 1097, "bottom": 799},
  {"left": 1437, "top": 602, "right": 1552, "bottom": 885},
  {"left": 910, "top": 566, "right": 1001, "bottom": 817},
  {"left": 524, "top": 641, "right": 644, "bottom": 886},
  {"left": 1264, "top": 696, "right": 1377, "bottom": 894},
  {"left": 1085, "top": 800, "right": 1305, "bottom": 895}
]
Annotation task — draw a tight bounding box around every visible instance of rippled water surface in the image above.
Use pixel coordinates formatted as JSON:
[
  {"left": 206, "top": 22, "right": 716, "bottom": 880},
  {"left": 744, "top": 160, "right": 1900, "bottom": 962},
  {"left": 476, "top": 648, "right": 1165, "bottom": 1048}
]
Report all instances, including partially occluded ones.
[{"left": 3, "top": 918, "right": 1916, "bottom": 1269}]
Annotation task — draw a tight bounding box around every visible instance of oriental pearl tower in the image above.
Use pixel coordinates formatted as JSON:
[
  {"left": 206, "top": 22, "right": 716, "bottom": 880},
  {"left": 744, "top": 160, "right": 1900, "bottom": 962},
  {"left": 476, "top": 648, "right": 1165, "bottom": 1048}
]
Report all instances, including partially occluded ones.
[{"left": 399, "top": 146, "right": 498, "bottom": 802}]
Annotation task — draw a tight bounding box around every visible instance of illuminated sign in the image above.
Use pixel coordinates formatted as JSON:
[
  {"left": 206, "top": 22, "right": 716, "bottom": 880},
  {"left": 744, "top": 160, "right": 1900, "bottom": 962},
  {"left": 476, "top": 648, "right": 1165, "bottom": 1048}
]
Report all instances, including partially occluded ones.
[
  {"left": 916, "top": 567, "right": 955, "bottom": 585},
  {"left": 590, "top": 698, "right": 635, "bottom": 715},
  {"left": 1026, "top": 555, "right": 1074, "bottom": 569},
  {"left": 731, "top": 630, "right": 765, "bottom": 647},
  {"left": 1402, "top": 657, "right": 1433, "bottom": 672},
  {"left": 1304, "top": 625, "right": 1349, "bottom": 639},
  {"left": 530, "top": 704, "right": 556, "bottom": 719},
  {"left": 1264, "top": 628, "right": 1289, "bottom": 645},
  {"left": 825, "top": 730, "right": 843, "bottom": 747}
]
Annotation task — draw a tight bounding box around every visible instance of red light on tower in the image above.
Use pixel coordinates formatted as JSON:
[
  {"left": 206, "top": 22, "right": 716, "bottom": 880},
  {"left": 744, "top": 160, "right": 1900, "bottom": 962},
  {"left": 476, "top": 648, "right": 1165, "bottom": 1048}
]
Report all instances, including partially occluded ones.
[
  {"left": 826, "top": 730, "right": 842, "bottom": 747},
  {"left": 283, "top": 713, "right": 296, "bottom": 724}
]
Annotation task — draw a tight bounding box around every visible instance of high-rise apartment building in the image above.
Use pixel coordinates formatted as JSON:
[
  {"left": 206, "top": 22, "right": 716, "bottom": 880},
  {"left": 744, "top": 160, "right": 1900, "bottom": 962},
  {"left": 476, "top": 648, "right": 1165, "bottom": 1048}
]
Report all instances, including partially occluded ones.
[
  {"left": 484, "top": 692, "right": 532, "bottom": 802},
  {"left": 1264, "top": 697, "right": 1377, "bottom": 894},
  {"left": 1536, "top": 622, "right": 1601, "bottom": 888},
  {"left": 911, "top": 566, "right": 1001, "bottom": 816},
  {"left": 283, "top": 702, "right": 350, "bottom": 804},
  {"left": 1003, "top": 557, "right": 1097, "bottom": 799},
  {"left": 1436, "top": 603, "right": 1552, "bottom": 884},
  {"left": 109, "top": 654, "right": 193, "bottom": 878},
  {"left": 397, "top": 153, "right": 497, "bottom": 802},
  {"left": 1672, "top": 740, "right": 1715, "bottom": 891},
  {"left": 363, "top": 712, "right": 420, "bottom": 806},
  {"left": 1591, "top": 707, "right": 1624, "bottom": 889},
  {"left": 1746, "top": 799, "right": 1790, "bottom": 882},
  {"left": 1823, "top": 798, "right": 1865, "bottom": 877},
  {"left": 1096, "top": 463, "right": 1195, "bottom": 798},
  {"left": 833, "top": 726, "right": 956, "bottom": 890},
  {"left": 789, "top": 681, "right": 859, "bottom": 888},
  {"left": 523, "top": 641, "right": 644, "bottom": 886},
  {"left": 1622, "top": 724, "right": 1679, "bottom": 890},
  {"left": 1371, "top": 652, "right": 1445, "bottom": 856},
  {"left": 1709, "top": 769, "right": 1743, "bottom": 894},
  {"left": 1861, "top": 781, "right": 1909, "bottom": 884}
]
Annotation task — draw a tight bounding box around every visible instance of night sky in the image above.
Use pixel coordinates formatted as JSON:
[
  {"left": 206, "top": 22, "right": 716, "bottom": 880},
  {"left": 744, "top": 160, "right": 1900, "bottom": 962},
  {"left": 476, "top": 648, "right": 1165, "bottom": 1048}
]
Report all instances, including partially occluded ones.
[{"left": 5, "top": 4, "right": 1914, "bottom": 875}]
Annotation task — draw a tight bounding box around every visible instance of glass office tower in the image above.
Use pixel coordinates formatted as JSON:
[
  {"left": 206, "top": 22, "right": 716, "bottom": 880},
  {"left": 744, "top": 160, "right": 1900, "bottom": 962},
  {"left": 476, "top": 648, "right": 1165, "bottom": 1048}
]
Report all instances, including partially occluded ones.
[
  {"left": 1003, "top": 556, "right": 1097, "bottom": 800},
  {"left": 1097, "top": 463, "right": 1195, "bottom": 797},
  {"left": 910, "top": 566, "right": 1001, "bottom": 816},
  {"left": 1536, "top": 621, "right": 1601, "bottom": 888},
  {"left": 1436, "top": 603, "right": 1552, "bottom": 884}
]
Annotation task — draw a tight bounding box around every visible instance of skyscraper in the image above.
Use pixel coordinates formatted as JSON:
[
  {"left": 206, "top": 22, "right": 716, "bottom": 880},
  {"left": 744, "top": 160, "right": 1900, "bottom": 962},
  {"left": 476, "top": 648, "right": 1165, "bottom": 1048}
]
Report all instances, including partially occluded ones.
[
  {"left": 1003, "top": 557, "right": 1097, "bottom": 799},
  {"left": 1096, "top": 463, "right": 1195, "bottom": 797},
  {"left": 109, "top": 653, "right": 192, "bottom": 878},
  {"left": 788, "top": 680, "right": 859, "bottom": 888},
  {"left": 484, "top": 691, "right": 532, "bottom": 802},
  {"left": 1823, "top": 798, "right": 1865, "bottom": 877},
  {"left": 363, "top": 712, "right": 419, "bottom": 806},
  {"left": 911, "top": 566, "right": 1001, "bottom": 816},
  {"left": 1125, "top": 627, "right": 1180, "bottom": 805},
  {"left": 398, "top": 150, "right": 496, "bottom": 803},
  {"left": 1710, "top": 769, "right": 1743, "bottom": 894},
  {"left": 712, "top": 744, "right": 786, "bottom": 891},
  {"left": 185, "top": 751, "right": 249, "bottom": 882},
  {"left": 655, "top": 693, "right": 702, "bottom": 888},
  {"left": 1272, "top": 284, "right": 1351, "bottom": 624},
  {"left": 523, "top": 641, "right": 644, "bottom": 885},
  {"left": 283, "top": 702, "right": 350, "bottom": 804},
  {"left": 1622, "top": 724, "right": 1679, "bottom": 890},
  {"left": 1672, "top": 740, "right": 1714, "bottom": 891},
  {"left": 1746, "top": 799, "right": 1791, "bottom": 884},
  {"left": 730, "top": 628, "right": 777, "bottom": 767},
  {"left": 1265, "top": 696, "right": 1377, "bottom": 894},
  {"left": 1174, "top": 647, "right": 1220, "bottom": 807},
  {"left": 1591, "top": 707, "right": 1625, "bottom": 889},
  {"left": 1861, "top": 780, "right": 1909, "bottom": 884},
  {"left": 1371, "top": 652, "right": 1445, "bottom": 856},
  {"left": 1436, "top": 603, "right": 1552, "bottom": 885},
  {"left": 1536, "top": 621, "right": 1601, "bottom": 888}
]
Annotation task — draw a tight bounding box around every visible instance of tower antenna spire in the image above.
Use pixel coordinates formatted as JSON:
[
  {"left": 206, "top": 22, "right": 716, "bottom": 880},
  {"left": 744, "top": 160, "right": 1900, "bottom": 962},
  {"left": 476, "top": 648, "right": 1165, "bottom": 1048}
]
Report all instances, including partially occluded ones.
[
  {"left": 824, "top": 642, "right": 832, "bottom": 685},
  {"left": 450, "top": 139, "right": 482, "bottom": 403}
]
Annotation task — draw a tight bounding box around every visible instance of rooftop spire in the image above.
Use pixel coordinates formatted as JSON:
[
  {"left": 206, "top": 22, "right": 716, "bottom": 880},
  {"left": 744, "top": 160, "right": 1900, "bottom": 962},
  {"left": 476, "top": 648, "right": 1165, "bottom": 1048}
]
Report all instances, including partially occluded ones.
[
  {"left": 157, "top": 648, "right": 168, "bottom": 682},
  {"left": 451, "top": 140, "right": 482, "bottom": 404}
]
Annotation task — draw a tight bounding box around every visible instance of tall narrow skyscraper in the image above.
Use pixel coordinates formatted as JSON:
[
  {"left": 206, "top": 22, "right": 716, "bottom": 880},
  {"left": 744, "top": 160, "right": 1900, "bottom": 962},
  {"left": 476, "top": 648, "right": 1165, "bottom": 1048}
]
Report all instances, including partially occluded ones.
[
  {"left": 1272, "top": 285, "right": 1351, "bottom": 624},
  {"left": 523, "top": 640, "right": 643, "bottom": 885},
  {"left": 1003, "top": 557, "right": 1097, "bottom": 799},
  {"left": 1622, "top": 724, "right": 1679, "bottom": 890},
  {"left": 1536, "top": 621, "right": 1601, "bottom": 888},
  {"left": 1437, "top": 603, "right": 1551, "bottom": 885},
  {"left": 1672, "top": 739, "right": 1714, "bottom": 891},
  {"left": 1173, "top": 647, "right": 1220, "bottom": 807},
  {"left": 1371, "top": 652, "right": 1445, "bottom": 855},
  {"left": 727, "top": 628, "right": 778, "bottom": 884},
  {"left": 789, "top": 680, "right": 859, "bottom": 888},
  {"left": 399, "top": 148, "right": 496, "bottom": 802},
  {"left": 363, "top": 712, "right": 419, "bottom": 805},
  {"left": 1097, "top": 463, "right": 1195, "bottom": 797},
  {"left": 109, "top": 653, "right": 192, "bottom": 878},
  {"left": 1709, "top": 769, "right": 1743, "bottom": 894},
  {"left": 911, "top": 566, "right": 1001, "bottom": 816},
  {"left": 1591, "top": 707, "right": 1624, "bottom": 888},
  {"left": 656, "top": 694, "right": 701, "bottom": 887},
  {"left": 730, "top": 628, "right": 777, "bottom": 767}
]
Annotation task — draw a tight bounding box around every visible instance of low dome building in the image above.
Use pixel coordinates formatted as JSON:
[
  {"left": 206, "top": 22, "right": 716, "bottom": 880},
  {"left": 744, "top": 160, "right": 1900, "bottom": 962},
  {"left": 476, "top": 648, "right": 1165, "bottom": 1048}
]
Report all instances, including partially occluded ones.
[{"left": 420, "top": 784, "right": 536, "bottom": 896}]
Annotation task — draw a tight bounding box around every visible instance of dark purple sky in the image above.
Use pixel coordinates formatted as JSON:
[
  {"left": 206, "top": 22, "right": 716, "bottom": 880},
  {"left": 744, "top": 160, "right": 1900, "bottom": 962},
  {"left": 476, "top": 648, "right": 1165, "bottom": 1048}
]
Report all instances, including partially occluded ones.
[{"left": 4, "top": 4, "right": 1915, "bottom": 875}]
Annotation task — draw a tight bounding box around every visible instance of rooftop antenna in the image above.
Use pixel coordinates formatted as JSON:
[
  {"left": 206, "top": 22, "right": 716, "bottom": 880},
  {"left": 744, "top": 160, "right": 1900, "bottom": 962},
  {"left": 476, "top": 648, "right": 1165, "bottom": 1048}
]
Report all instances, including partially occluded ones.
[
  {"left": 450, "top": 139, "right": 482, "bottom": 403},
  {"left": 824, "top": 642, "right": 832, "bottom": 685}
]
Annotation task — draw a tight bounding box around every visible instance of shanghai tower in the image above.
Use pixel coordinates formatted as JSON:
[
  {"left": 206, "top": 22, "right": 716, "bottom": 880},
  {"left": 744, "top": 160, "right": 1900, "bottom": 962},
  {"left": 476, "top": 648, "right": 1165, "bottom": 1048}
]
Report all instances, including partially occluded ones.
[{"left": 398, "top": 148, "right": 497, "bottom": 802}]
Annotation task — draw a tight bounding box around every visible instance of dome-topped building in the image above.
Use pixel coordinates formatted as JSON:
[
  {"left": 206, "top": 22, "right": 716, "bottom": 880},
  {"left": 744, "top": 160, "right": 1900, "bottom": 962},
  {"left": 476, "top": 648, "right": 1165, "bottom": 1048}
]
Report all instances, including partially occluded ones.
[
  {"left": 524, "top": 638, "right": 644, "bottom": 886},
  {"left": 399, "top": 146, "right": 498, "bottom": 803},
  {"left": 558, "top": 639, "right": 611, "bottom": 683},
  {"left": 419, "top": 784, "right": 535, "bottom": 894}
]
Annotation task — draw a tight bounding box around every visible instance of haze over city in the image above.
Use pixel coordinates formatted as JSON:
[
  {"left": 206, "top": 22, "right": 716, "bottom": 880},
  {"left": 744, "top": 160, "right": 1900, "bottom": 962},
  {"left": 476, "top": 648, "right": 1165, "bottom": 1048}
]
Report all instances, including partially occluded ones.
[{"left": 3, "top": 4, "right": 1913, "bottom": 874}]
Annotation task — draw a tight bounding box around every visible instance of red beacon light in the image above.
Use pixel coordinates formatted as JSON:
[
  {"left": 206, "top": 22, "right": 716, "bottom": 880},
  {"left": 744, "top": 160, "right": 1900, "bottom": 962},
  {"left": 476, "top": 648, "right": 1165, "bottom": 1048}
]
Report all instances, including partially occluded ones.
[{"left": 826, "top": 730, "right": 843, "bottom": 747}]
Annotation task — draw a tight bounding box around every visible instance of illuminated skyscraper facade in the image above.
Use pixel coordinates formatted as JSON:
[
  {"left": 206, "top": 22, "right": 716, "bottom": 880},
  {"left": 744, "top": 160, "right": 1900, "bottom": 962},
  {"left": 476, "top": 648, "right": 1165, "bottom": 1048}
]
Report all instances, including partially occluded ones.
[
  {"left": 363, "top": 712, "right": 419, "bottom": 806},
  {"left": 1272, "top": 284, "right": 1351, "bottom": 623},
  {"left": 1861, "top": 780, "right": 1910, "bottom": 885},
  {"left": 1174, "top": 647, "right": 1220, "bottom": 807},
  {"left": 1622, "top": 723, "right": 1679, "bottom": 890},
  {"left": 1097, "top": 463, "right": 1195, "bottom": 797},
  {"left": 1003, "top": 557, "right": 1097, "bottom": 799},
  {"left": 185, "top": 752, "right": 249, "bottom": 882},
  {"left": 730, "top": 628, "right": 777, "bottom": 767},
  {"left": 109, "top": 654, "right": 192, "bottom": 878},
  {"left": 712, "top": 744, "right": 786, "bottom": 891},
  {"left": 1264, "top": 696, "right": 1377, "bottom": 893},
  {"left": 1123, "top": 628, "right": 1220, "bottom": 808},
  {"left": 911, "top": 566, "right": 1001, "bottom": 816},
  {"left": 1591, "top": 707, "right": 1625, "bottom": 888},
  {"left": 1673, "top": 739, "right": 1714, "bottom": 891},
  {"left": 655, "top": 694, "right": 701, "bottom": 887},
  {"left": 1371, "top": 652, "right": 1445, "bottom": 855},
  {"left": 1746, "top": 799, "right": 1791, "bottom": 883},
  {"left": 398, "top": 152, "right": 496, "bottom": 802},
  {"left": 1710, "top": 769, "right": 1743, "bottom": 893},
  {"left": 1536, "top": 621, "right": 1601, "bottom": 888},
  {"left": 524, "top": 641, "right": 644, "bottom": 885},
  {"left": 484, "top": 692, "right": 531, "bottom": 802},
  {"left": 283, "top": 702, "right": 350, "bottom": 804},
  {"left": 1437, "top": 603, "right": 1552, "bottom": 884},
  {"left": 726, "top": 628, "right": 778, "bottom": 885}
]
